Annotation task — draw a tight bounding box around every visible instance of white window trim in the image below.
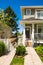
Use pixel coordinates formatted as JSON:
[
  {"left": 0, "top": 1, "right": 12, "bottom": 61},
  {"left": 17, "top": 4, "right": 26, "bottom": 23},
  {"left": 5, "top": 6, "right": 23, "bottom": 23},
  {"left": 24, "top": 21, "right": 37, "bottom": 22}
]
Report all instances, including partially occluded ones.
[
  {"left": 35, "top": 9, "right": 43, "bottom": 19},
  {"left": 26, "top": 9, "right": 31, "bottom": 15}
]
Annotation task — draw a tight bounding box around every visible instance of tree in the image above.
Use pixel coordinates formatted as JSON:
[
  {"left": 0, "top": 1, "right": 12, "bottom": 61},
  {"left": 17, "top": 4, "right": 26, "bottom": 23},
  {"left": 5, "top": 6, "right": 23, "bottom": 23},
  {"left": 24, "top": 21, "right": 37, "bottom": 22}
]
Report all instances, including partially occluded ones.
[
  {"left": 4, "top": 6, "right": 19, "bottom": 42},
  {"left": 0, "top": 6, "right": 19, "bottom": 42},
  {"left": 14, "top": 31, "right": 22, "bottom": 37},
  {"left": 4, "top": 6, "right": 18, "bottom": 30}
]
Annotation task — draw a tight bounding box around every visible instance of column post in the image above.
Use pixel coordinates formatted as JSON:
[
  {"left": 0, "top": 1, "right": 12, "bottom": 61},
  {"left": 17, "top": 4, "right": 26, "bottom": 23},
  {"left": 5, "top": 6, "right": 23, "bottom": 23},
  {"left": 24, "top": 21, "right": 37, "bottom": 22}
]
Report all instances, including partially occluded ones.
[
  {"left": 32, "top": 24, "right": 34, "bottom": 46},
  {"left": 22, "top": 25, "right": 26, "bottom": 46}
]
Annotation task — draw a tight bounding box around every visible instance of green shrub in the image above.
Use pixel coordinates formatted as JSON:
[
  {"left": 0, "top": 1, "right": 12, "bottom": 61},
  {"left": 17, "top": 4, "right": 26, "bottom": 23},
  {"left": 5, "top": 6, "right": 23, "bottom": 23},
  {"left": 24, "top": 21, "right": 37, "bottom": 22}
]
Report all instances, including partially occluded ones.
[
  {"left": 16, "top": 45, "right": 26, "bottom": 56},
  {"left": 0, "top": 41, "right": 6, "bottom": 56},
  {"left": 35, "top": 45, "right": 43, "bottom": 62},
  {"left": 35, "top": 45, "right": 43, "bottom": 55}
]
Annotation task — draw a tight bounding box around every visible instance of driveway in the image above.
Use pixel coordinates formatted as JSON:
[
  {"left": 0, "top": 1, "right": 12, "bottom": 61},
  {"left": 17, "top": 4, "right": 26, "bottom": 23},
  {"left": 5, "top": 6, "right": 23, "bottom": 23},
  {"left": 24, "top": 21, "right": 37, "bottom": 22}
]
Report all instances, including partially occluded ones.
[
  {"left": 24, "top": 47, "right": 43, "bottom": 65},
  {"left": 0, "top": 49, "right": 16, "bottom": 65}
]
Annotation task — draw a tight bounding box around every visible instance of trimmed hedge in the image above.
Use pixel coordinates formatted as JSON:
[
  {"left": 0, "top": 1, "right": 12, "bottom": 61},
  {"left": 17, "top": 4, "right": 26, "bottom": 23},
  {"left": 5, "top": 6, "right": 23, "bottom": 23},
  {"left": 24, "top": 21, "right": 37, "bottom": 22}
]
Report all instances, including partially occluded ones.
[
  {"left": 0, "top": 41, "right": 6, "bottom": 56},
  {"left": 16, "top": 45, "right": 26, "bottom": 56}
]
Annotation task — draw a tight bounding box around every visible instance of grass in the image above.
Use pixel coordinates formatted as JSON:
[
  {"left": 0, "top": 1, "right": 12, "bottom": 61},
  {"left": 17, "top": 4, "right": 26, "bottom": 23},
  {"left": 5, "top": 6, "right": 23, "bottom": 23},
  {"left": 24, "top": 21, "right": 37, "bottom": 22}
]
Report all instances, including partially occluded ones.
[
  {"left": 35, "top": 45, "right": 43, "bottom": 62},
  {"left": 40, "top": 57, "right": 43, "bottom": 62},
  {"left": 10, "top": 56, "right": 24, "bottom": 65}
]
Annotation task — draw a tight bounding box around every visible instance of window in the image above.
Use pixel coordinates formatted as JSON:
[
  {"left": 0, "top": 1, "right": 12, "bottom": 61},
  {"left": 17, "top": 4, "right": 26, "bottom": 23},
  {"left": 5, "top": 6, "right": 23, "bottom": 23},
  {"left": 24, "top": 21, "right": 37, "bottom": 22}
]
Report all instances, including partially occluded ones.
[
  {"left": 26, "top": 9, "right": 31, "bottom": 15},
  {"left": 38, "top": 28, "right": 42, "bottom": 33},
  {"left": 37, "top": 10, "right": 43, "bottom": 19},
  {"left": 38, "top": 25, "right": 43, "bottom": 33}
]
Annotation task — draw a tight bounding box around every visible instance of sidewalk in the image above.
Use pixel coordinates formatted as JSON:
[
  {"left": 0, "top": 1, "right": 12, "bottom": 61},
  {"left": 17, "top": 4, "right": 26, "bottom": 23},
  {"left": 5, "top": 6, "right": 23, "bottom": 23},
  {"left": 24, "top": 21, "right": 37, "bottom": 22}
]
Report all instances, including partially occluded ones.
[
  {"left": 24, "top": 47, "right": 43, "bottom": 65},
  {"left": 0, "top": 49, "right": 16, "bottom": 65}
]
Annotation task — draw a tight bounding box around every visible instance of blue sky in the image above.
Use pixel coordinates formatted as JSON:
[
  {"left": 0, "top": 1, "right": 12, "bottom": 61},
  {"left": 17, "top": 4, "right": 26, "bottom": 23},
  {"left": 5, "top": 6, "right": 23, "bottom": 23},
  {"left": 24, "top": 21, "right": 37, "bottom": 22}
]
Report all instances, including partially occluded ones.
[{"left": 0, "top": 0, "right": 43, "bottom": 33}]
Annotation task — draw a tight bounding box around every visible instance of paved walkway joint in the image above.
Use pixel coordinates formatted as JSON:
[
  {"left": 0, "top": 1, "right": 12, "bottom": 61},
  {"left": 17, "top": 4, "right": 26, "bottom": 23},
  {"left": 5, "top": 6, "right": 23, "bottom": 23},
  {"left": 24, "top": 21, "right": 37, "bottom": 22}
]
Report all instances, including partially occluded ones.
[{"left": 24, "top": 47, "right": 43, "bottom": 65}]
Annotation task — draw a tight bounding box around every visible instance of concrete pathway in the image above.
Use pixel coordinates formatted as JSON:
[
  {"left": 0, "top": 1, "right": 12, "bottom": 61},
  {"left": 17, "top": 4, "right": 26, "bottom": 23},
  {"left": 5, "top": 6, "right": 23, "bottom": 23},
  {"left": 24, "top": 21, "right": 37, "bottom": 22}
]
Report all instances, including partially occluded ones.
[
  {"left": 0, "top": 49, "right": 16, "bottom": 65},
  {"left": 24, "top": 47, "right": 43, "bottom": 65}
]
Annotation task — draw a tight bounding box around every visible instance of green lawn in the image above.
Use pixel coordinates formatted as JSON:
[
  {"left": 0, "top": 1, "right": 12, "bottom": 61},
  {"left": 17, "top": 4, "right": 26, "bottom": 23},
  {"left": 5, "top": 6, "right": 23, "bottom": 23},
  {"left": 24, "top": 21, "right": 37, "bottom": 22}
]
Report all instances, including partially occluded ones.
[
  {"left": 10, "top": 56, "right": 24, "bottom": 65},
  {"left": 35, "top": 45, "right": 43, "bottom": 62}
]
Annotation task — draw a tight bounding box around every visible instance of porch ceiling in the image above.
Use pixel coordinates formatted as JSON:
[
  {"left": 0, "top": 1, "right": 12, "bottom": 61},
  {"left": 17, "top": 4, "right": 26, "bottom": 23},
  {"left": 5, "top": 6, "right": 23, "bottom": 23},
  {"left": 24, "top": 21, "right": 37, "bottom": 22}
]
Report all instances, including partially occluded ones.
[{"left": 20, "top": 19, "right": 43, "bottom": 25}]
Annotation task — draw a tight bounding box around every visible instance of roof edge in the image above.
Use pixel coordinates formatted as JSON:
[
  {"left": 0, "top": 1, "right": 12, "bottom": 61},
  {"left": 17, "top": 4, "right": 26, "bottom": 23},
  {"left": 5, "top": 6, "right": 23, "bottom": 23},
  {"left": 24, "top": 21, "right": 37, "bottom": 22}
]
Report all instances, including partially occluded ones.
[{"left": 20, "top": 6, "right": 43, "bottom": 9}]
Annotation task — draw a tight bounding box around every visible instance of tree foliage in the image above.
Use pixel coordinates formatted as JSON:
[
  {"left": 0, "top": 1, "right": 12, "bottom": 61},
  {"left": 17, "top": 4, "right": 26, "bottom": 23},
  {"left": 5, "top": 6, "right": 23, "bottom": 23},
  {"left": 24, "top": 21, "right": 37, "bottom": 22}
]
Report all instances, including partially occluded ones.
[
  {"left": 0, "top": 6, "right": 19, "bottom": 39},
  {"left": 4, "top": 6, "right": 18, "bottom": 30},
  {"left": 14, "top": 31, "right": 22, "bottom": 37}
]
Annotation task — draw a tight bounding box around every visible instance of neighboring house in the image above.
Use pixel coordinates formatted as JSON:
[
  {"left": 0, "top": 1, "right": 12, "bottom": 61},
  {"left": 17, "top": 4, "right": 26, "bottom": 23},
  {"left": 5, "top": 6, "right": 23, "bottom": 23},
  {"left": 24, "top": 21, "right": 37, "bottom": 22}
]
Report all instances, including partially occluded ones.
[{"left": 20, "top": 6, "right": 43, "bottom": 46}]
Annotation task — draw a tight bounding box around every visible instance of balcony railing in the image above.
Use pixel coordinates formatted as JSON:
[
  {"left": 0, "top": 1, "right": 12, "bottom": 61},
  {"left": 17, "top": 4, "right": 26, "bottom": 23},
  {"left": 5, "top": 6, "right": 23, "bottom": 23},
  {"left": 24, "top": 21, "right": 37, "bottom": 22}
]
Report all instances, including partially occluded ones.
[{"left": 34, "top": 33, "right": 43, "bottom": 40}]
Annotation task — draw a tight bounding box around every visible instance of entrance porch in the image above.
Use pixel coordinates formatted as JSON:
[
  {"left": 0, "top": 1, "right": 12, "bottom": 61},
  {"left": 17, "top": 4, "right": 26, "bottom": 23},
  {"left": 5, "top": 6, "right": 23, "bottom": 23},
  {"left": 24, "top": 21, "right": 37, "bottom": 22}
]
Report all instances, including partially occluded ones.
[{"left": 23, "top": 24, "right": 43, "bottom": 46}]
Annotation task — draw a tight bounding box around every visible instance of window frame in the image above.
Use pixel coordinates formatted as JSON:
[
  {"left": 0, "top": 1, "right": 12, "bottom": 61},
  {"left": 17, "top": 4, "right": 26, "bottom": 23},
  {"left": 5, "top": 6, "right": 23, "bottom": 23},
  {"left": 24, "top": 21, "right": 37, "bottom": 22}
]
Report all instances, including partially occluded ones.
[
  {"left": 26, "top": 9, "right": 31, "bottom": 15},
  {"left": 35, "top": 9, "right": 43, "bottom": 19}
]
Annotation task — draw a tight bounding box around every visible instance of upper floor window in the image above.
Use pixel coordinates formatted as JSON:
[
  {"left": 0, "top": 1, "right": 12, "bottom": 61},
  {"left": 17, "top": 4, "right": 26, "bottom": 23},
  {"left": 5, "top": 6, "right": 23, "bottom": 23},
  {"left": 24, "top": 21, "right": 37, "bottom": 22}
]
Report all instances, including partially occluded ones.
[
  {"left": 36, "top": 10, "right": 43, "bottom": 19},
  {"left": 26, "top": 9, "right": 31, "bottom": 15}
]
